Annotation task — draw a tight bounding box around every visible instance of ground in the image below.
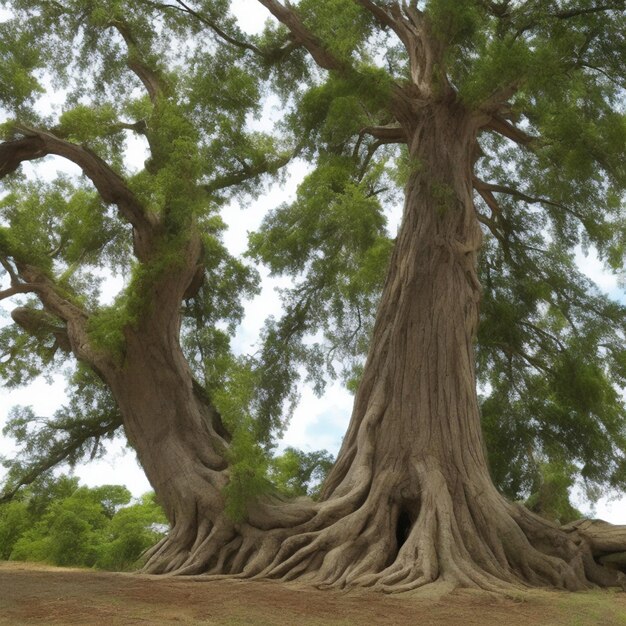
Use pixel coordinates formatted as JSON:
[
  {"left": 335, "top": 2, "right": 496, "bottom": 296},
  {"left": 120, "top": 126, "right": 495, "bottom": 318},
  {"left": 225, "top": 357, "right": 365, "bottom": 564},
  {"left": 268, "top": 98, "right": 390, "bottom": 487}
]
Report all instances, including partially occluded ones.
[{"left": 1, "top": 562, "right": 626, "bottom": 625}]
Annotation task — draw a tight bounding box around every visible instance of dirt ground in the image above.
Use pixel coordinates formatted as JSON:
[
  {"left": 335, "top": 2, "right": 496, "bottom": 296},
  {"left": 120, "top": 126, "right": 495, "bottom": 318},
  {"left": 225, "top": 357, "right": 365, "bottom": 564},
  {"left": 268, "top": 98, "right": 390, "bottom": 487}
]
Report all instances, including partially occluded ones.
[{"left": 1, "top": 562, "right": 626, "bottom": 625}]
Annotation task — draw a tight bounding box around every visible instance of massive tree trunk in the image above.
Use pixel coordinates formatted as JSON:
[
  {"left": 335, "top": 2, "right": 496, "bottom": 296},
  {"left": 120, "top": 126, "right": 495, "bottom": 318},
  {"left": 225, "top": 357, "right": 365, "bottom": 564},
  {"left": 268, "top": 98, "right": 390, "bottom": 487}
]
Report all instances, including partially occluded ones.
[
  {"left": 119, "top": 101, "right": 626, "bottom": 592},
  {"left": 107, "top": 322, "right": 232, "bottom": 573},
  {"left": 86, "top": 235, "right": 240, "bottom": 573}
]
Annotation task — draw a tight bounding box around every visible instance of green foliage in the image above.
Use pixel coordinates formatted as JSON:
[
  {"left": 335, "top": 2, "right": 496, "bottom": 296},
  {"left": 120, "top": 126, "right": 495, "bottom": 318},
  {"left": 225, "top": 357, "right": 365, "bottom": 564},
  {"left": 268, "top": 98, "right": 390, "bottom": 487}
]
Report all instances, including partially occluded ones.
[
  {"left": 525, "top": 461, "right": 582, "bottom": 525},
  {"left": 0, "top": 474, "right": 167, "bottom": 570},
  {"left": 0, "top": 367, "right": 122, "bottom": 501},
  {"left": 213, "top": 359, "right": 335, "bottom": 518},
  {"left": 269, "top": 447, "right": 334, "bottom": 500},
  {"left": 0, "top": 499, "right": 29, "bottom": 559},
  {"left": 96, "top": 492, "right": 168, "bottom": 571},
  {"left": 0, "top": 177, "right": 130, "bottom": 286},
  {"left": 427, "top": 0, "right": 484, "bottom": 51},
  {"left": 478, "top": 232, "right": 626, "bottom": 502},
  {"left": 298, "top": 0, "right": 371, "bottom": 61},
  {"left": 1, "top": 0, "right": 626, "bottom": 522},
  {"left": 222, "top": 425, "right": 272, "bottom": 523},
  {"left": 248, "top": 154, "right": 395, "bottom": 438},
  {"left": 293, "top": 70, "right": 393, "bottom": 153},
  {"left": 0, "top": 17, "right": 44, "bottom": 112}
]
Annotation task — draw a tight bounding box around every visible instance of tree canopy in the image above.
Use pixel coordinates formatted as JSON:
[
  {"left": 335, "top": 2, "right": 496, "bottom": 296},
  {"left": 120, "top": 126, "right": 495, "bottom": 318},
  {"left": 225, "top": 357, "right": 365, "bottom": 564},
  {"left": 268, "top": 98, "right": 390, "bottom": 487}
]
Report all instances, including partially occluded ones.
[
  {"left": 0, "top": 0, "right": 626, "bottom": 592},
  {"left": 2, "top": 0, "right": 625, "bottom": 512}
]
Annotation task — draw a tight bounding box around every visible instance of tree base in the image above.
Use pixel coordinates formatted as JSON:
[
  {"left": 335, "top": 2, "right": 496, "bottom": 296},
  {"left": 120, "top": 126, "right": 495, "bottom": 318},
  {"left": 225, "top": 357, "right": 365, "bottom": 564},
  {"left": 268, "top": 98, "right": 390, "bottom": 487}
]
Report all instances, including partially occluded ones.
[{"left": 140, "top": 468, "right": 626, "bottom": 594}]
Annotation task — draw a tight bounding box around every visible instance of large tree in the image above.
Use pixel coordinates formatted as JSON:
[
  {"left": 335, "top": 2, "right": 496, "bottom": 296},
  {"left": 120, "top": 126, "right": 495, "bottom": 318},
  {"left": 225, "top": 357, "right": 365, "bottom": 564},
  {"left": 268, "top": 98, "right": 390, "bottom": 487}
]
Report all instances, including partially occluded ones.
[{"left": 2, "top": 0, "right": 626, "bottom": 593}]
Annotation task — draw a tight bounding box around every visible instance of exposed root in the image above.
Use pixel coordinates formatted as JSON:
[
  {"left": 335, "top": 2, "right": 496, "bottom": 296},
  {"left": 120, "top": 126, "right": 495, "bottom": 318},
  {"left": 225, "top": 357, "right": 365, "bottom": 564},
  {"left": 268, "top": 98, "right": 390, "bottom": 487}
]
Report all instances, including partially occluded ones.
[{"left": 141, "top": 466, "right": 626, "bottom": 594}]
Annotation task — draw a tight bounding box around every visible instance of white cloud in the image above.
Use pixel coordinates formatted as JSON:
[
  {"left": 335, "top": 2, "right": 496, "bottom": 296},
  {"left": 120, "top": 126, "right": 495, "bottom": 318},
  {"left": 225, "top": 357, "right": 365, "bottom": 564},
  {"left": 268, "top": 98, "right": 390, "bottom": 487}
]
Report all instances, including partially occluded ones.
[
  {"left": 230, "top": 0, "right": 270, "bottom": 35},
  {"left": 575, "top": 246, "right": 622, "bottom": 297},
  {"left": 280, "top": 382, "right": 353, "bottom": 455}
]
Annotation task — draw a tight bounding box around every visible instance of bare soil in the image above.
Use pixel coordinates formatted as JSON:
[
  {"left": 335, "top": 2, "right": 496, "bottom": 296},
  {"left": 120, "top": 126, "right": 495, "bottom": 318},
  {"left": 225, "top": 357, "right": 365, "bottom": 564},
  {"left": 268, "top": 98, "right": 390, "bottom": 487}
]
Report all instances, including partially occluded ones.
[{"left": 1, "top": 561, "right": 626, "bottom": 625}]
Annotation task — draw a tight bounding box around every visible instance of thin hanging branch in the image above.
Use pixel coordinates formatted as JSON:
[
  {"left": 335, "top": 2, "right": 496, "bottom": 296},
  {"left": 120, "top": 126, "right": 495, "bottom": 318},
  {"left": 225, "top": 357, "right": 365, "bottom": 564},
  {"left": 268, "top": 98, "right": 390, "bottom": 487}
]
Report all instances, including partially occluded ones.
[{"left": 204, "top": 146, "right": 302, "bottom": 194}]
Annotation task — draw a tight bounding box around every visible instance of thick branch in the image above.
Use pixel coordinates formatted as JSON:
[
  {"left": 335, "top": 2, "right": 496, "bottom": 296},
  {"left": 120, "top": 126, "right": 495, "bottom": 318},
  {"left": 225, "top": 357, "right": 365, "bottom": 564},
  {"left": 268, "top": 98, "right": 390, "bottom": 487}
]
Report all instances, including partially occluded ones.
[
  {"left": 109, "top": 20, "right": 166, "bottom": 102},
  {"left": 358, "top": 125, "right": 407, "bottom": 143},
  {"left": 352, "top": 125, "right": 406, "bottom": 169},
  {"left": 16, "top": 264, "right": 111, "bottom": 370},
  {"left": 257, "top": 0, "right": 348, "bottom": 72},
  {"left": 354, "top": 0, "right": 408, "bottom": 41},
  {"left": 0, "top": 284, "right": 39, "bottom": 301},
  {"left": 0, "top": 258, "right": 19, "bottom": 286},
  {"left": 474, "top": 180, "right": 504, "bottom": 218},
  {"left": 0, "top": 285, "right": 37, "bottom": 300},
  {"left": 484, "top": 115, "right": 538, "bottom": 147},
  {"left": 0, "top": 127, "right": 154, "bottom": 241},
  {"left": 114, "top": 120, "right": 149, "bottom": 135}
]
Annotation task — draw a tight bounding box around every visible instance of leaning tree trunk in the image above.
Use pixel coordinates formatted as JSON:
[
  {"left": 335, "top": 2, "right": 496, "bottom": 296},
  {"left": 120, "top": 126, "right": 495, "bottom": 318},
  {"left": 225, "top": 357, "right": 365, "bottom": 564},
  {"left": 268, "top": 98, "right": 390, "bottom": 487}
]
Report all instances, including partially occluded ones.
[
  {"left": 121, "top": 101, "right": 626, "bottom": 591},
  {"left": 92, "top": 236, "right": 232, "bottom": 572}
]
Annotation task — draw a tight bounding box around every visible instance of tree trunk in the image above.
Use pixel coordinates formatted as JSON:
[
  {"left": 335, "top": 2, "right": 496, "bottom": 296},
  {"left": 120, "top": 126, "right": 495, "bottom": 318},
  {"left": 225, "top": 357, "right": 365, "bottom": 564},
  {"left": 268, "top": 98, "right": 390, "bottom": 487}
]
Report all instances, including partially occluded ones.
[
  {"left": 102, "top": 106, "right": 626, "bottom": 592},
  {"left": 85, "top": 236, "right": 236, "bottom": 573},
  {"left": 108, "top": 323, "right": 233, "bottom": 573}
]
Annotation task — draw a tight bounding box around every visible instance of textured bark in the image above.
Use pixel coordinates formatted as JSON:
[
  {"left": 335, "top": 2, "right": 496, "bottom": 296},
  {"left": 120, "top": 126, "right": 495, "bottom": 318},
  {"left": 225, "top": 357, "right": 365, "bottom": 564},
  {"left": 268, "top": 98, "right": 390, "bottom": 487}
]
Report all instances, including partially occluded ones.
[
  {"left": 128, "top": 101, "right": 626, "bottom": 592},
  {"left": 4, "top": 0, "right": 626, "bottom": 595}
]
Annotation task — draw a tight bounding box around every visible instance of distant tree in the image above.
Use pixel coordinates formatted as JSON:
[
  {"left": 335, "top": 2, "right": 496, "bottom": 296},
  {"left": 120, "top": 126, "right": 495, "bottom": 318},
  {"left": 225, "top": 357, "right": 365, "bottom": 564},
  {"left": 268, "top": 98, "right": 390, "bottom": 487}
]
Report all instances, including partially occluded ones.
[
  {"left": 2, "top": 475, "right": 167, "bottom": 570},
  {"left": 269, "top": 447, "right": 335, "bottom": 499},
  {"left": 10, "top": 484, "right": 122, "bottom": 566},
  {"left": 525, "top": 461, "right": 582, "bottom": 525},
  {"left": 96, "top": 492, "right": 168, "bottom": 571},
  {"left": 1, "top": 0, "right": 626, "bottom": 592},
  {"left": 0, "top": 498, "right": 28, "bottom": 559},
  {"left": 0, "top": 474, "right": 80, "bottom": 559}
]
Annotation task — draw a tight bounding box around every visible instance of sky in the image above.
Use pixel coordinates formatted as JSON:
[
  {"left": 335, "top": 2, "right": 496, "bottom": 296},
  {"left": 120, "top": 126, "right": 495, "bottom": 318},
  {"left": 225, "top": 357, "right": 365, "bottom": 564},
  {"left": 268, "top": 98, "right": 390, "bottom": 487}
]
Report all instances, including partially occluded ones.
[{"left": 1, "top": 1, "right": 626, "bottom": 524}]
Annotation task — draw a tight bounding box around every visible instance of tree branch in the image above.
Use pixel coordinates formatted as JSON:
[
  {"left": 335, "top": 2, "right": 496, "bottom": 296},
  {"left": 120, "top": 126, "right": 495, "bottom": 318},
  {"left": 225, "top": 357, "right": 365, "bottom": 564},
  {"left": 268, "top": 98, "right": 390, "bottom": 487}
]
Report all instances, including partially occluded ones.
[
  {"left": 257, "top": 0, "right": 349, "bottom": 72},
  {"left": 577, "top": 62, "right": 624, "bottom": 87},
  {"left": 0, "top": 417, "right": 121, "bottom": 505},
  {"left": 174, "top": 0, "right": 264, "bottom": 55},
  {"left": 0, "top": 258, "right": 20, "bottom": 286},
  {"left": 479, "top": 82, "right": 521, "bottom": 115},
  {"left": 484, "top": 115, "right": 538, "bottom": 147},
  {"left": 144, "top": 0, "right": 301, "bottom": 62},
  {"left": 0, "top": 127, "right": 154, "bottom": 243},
  {"left": 15, "top": 264, "right": 111, "bottom": 369},
  {"left": 352, "top": 125, "right": 406, "bottom": 172},
  {"left": 203, "top": 147, "right": 299, "bottom": 195},
  {"left": 474, "top": 180, "right": 504, "bottom": 218},
  {"left": 473, "top": 177, "right": 587, "bottom": 222},
  {"left": 552, "top": 4, "right": 625, "bottom": 19},
  {"left": 358, "top": 125, "right": 407, "bottom": 143},
  {"left": 520, "top": 320, "right": 566, "bottom": 352},
  {"left": 354, "top": 0, "right": 408, "bottom": 37},
  {"left": 0, "top": 284, "right": 39, "bottom": 301},
  {"left": 109, "top": 19, "right": 166, "bottom": 102}
]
